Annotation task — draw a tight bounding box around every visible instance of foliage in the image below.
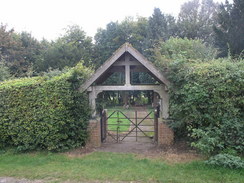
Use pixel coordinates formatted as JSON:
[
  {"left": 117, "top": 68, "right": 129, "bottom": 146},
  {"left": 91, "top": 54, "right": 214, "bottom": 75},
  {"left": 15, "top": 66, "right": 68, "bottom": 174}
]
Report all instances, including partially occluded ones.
[
  {"left": 157, "top": 56, "right": 244, "bottom": 155},
  {"left": 206, "top": 154, "right": 244, "bottom": 169},
  {"left": 191, "top": 118, "right": 244, "bottom": 154},
  {"left": 0, "top": 63, "right": 91, "bottom": 151},
  {"left": 39, "top": 68, "right": 69, "bottom": 78},
  {"left": 214, "top": 0, "right": 244, "bottom": 57},
  {"left": 177, "top": 0, "right": 218, "bottom": 44},
  {"left": 1, "top": 1, "right": 243, "bottom": 76},
  {"left": 94, "top": 17, "right": 149, "bottom": 67},
  {"left": 147, "top": 8, "right": 177, "bottom": 46},
  {"left": 37, "top": 25, "right": 94, "bottom": 72},
  {"left": 0, "top": 62, "right": 11, "bottom": 81},
  {"left": 0, "top": 24, "right": 30, "bottom": 76},
  {"left": 154, "top": 37, "right": 217, "bottom": 68}
]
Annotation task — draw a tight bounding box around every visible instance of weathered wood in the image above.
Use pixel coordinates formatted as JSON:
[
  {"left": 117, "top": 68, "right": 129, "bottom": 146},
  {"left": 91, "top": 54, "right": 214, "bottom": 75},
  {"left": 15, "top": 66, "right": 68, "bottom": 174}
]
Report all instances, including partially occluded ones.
[
  {"left": 106, "top": 66, "right": 125, "bottom": 73},
  {"left": 125, "top": 53, "right": 130, "bottom": 85},
  {"left": 113, "top": 60, "right": 141, "bottom": 66},
  {"left": 95, "top": 72, "right": 114, "bottom": 85},
  {"left": 126, "top": 45, "right": 170, "bottom": 86},
  {"left": 80, "top": 43, "right": 170, "bottom": 92},
  {"left": 81, "top": 42, "right": 170, "bottom": 119},
  {"left": 93, "top": 85, "right": 164, "bottom": 91},
  {"left": 80, "top": 44, "right": 126, "bottom": 92},
  {"left": 130, "top": 65, "right": 148, "bottom": 72}
]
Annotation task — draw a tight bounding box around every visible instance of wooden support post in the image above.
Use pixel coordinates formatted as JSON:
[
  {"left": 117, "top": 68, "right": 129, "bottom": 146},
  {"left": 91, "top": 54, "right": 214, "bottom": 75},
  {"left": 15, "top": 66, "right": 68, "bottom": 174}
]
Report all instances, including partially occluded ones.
[
  {"left": 153, "top": 92, "right": 159, "bottom": 108},
  {"left": 89, "top": 90, "right": 96, "bottom": 118},
  {"left": 125, "top": 53, "right": 131, "bottom": 86},
  {"left": 101, "top": 109, "right": 107, "bottom": 142},
  {"left": 154, "top": 110, "right": 158, "bottom": 142}
]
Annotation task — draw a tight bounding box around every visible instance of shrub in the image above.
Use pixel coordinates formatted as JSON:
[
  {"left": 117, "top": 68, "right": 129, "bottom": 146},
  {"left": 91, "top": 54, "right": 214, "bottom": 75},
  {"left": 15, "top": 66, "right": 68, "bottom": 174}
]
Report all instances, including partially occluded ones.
[
  {"left": 0, "top": 63, "right": 92, "bottom": 151},
  {"left": 191, "top": 118, "right": 244, "bottom": 154},
  {"left": 205, "top": 154, "right": 244, "bottom": 169},
  {"left": 156, "top": 49, "right": 244, "bottom": 155}
]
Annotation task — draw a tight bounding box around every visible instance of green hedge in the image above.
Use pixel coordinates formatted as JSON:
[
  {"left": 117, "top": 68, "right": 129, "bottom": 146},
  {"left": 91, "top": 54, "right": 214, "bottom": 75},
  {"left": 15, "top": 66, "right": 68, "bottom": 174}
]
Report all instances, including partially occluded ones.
[
  {"left": 0, "top": 63, "right": 91, "bottom": 151},
  {"left": 159, "top": 58, "right": 244, "bottom": 155}
]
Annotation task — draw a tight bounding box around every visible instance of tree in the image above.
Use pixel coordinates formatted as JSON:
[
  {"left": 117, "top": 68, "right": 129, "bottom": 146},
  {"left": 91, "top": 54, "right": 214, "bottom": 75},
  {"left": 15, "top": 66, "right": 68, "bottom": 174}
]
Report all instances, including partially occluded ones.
[
  {"left": 147, "top": 8, "right": 177, "bottom": 46},
  {"left": 177, "top": 0, "right": 218, "bottom": 44},
  {"left": 154, "top": 37, "right": 218, "bottom": 69},
  {"left": 0, "top": 61, "right": 11, "bottom": 81},
  {"left": 214, "top": 0, "right": 244, "bottom": 57},
  {"left": 0, "top": 24, "right": 30, "bottom": 77},
  {"left": 38, "top": 25, "right": 94, "bottom": 72},
  {"left": 19, "top": 32, "right": 43, "bottom": 64},
  {"left": 94, "top": 17, "right": 149, "bottom": 68}
]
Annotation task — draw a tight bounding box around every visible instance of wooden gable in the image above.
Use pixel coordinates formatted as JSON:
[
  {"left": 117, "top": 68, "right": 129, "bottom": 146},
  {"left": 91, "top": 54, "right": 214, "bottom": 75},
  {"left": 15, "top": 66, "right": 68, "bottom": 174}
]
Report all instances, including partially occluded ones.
[{"left": 80, "top": 43, "right": 169, "bottom": 92}]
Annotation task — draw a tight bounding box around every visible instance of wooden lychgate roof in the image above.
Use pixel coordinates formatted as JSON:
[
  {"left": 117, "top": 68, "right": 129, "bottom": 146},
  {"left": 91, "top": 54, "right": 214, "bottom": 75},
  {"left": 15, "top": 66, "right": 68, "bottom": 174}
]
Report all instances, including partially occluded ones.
[{"left": 80, "top": 43, "right": 169, "bottom": 91}]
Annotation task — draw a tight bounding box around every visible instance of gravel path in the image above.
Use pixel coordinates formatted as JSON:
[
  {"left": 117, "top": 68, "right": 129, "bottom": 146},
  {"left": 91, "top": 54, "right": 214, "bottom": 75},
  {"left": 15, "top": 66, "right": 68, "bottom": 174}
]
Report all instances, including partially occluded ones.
[{"left": 0, "top": 177, "right": 43, "bottom": 183}]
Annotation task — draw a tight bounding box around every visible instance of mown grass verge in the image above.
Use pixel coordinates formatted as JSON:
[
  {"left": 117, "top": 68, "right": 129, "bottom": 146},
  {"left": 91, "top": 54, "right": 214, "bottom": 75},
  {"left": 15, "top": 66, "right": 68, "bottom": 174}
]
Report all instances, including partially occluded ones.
[{"left": 0, "top": 151, "right": 243, "bottom": 183}]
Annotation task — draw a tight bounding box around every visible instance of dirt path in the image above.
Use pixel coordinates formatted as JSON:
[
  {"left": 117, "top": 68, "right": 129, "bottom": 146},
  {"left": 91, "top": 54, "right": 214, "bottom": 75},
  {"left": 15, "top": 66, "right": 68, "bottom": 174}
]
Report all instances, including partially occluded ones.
[{"left": 97, "top": 141, "right": 155, "bottom": 153}]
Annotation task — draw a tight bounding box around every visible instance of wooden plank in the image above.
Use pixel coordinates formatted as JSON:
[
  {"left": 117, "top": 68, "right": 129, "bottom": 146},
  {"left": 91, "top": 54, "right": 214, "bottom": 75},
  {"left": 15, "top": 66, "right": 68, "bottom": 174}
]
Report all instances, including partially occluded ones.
[
  {"left": 94, "top": 85, "right": 164, "bottom": 91},
  {"left": 80, "top": 44, "right": 126, "bottom": 91}
]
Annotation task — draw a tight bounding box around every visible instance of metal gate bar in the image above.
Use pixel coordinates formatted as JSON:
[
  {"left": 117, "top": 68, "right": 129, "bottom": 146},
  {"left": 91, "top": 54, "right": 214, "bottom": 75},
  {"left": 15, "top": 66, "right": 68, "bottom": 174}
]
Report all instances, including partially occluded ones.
[{"left": 104, "top": 109, "right": 155, "bottom": 142}]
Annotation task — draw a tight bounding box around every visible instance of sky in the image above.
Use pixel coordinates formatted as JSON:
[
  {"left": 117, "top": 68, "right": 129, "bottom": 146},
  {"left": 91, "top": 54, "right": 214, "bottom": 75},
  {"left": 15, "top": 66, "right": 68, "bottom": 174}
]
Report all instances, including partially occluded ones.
[{"left": 0, "top": 0, "right": 227, "bottom": 41}]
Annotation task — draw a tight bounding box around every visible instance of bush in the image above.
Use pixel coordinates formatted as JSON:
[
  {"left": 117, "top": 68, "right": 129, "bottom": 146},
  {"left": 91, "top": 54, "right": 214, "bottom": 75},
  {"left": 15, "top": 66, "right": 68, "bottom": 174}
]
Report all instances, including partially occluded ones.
[
  {"left": 156, "top": 46, "right": 244, "bottom": 155},
  {"left": 173, "top": 59, "right": 244, "bottom": 154},
  {"left": 191, "top": 118, "right": 244, "bottom": 154},
  {"left": 0, "top": 63, "right": 91, "bottom": 151},
  {"left": 205, "top": 154, "right": 244, "bottom": 169}
]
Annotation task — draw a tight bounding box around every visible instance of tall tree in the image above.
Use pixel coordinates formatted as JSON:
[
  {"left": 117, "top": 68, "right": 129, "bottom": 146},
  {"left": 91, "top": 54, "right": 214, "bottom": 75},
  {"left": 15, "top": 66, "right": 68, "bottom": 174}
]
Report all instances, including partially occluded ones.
[
  {"left": 20, "top": 32, "right": 42, "bottom": 64},
  {"left": 147, "top": 8, "right": 177, "bottom": 46},
  {"left": 94, "top": 17, "right": 149, "bottom": 67},
  {"left": 38, "top": 25, "right": 94, "bottom": 72},
  {"left": 214, "top": 0, "right": 244, "bottom": 57},
  {"left": 177, "top": 0, "right": 218, "bottom": 44},
  {"left": 0, "top": 24, "right": 30, "bottom": 76}
]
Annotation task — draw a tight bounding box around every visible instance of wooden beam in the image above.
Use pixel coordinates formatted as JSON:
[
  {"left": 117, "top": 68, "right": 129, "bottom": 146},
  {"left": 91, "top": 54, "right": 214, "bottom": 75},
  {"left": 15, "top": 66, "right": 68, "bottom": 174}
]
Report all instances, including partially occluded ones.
[
  {"left": 113, "top": 60, "right": 141, "bottom": 66},
  {"left": 95, "top": 72, "right": 114, "bottom": 85},
  {"left": 108, "top": 66, "right": 125, "bottom": 72},
  {"left": 127, "top": 46, "right": 170, "bottom": 86},
  {"left": 93, "top": 85, "right": 164, "bottom": 91},
  {"left": 130, "top": 65, "right": 148, "bottom": 72},
  {"left": 80, "top": 45, "right": 126, "bottom": 92}
]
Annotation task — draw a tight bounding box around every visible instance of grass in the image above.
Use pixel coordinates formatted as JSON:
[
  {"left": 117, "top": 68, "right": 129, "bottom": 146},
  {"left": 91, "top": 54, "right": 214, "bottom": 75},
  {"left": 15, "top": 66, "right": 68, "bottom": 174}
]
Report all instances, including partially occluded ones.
[
  {"left": 0, "top": 151, "right": 243, "bottom": 183},
  {"left": 107, "top": 107, "right": 132, "bottom": 132}
]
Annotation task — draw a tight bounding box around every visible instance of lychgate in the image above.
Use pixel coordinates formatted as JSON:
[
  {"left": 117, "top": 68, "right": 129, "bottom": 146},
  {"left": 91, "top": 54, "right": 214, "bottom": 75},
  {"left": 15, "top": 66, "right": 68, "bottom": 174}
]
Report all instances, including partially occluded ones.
[{"left": 80, "top": 43, "right": 173, "bottom": 146}]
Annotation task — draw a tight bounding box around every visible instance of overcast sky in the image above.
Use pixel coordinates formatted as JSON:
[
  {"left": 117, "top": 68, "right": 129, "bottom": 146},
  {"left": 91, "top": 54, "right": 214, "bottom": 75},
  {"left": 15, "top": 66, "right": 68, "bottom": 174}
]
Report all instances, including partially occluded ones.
[{"left": 0, "top": 0, "right": 227, "bottom": 41}]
